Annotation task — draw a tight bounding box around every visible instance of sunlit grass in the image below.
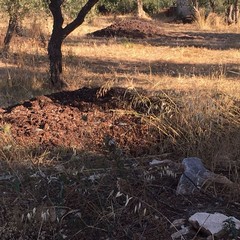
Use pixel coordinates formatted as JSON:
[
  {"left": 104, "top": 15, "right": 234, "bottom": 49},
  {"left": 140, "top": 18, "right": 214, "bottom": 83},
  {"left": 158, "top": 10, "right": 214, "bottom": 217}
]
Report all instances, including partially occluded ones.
[{"left": 0, "top": 12, "right": 239, "bottom": 239}]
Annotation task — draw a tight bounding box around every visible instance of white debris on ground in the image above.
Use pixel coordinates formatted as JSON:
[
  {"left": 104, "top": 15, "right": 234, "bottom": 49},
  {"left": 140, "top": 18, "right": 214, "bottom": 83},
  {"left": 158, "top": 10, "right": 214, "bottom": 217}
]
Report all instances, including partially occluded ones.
[{"left": 189, "top": 212, "right": 240, "bottom": 237}]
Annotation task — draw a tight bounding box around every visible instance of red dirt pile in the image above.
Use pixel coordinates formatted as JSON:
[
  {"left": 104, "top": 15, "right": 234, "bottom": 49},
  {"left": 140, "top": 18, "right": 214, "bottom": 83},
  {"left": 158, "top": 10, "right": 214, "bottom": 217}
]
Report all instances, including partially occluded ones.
[{"left": 90, "top": 19, "right": 163, "bottom": 38}]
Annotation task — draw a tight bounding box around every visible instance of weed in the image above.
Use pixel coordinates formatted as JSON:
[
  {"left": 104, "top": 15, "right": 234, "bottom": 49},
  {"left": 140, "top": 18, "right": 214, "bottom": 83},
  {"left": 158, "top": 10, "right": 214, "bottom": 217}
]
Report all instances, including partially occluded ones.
[
  {"left": 0, "top": 13, "right": 239, "bottom": 239},
  {"left": 223, "top": 218, "right": 239, "bottom": 239}
]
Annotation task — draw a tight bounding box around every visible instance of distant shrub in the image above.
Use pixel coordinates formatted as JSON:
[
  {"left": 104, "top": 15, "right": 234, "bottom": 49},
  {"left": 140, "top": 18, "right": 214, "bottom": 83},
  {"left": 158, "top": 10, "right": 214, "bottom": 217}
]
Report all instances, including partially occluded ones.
[
  {"left": 97, "top": 0, "right": 173, "bottom": 15},
  {"left": 143, "top": 0, "right": 172, "bottom": 14},
  {"left": 97, "top": 0, "right": 136, "bottom": 14}
]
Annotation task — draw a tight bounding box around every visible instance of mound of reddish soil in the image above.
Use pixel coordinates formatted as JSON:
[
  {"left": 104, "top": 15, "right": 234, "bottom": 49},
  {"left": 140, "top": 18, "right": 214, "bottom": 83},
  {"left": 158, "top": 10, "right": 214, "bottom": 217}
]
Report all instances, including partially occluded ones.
[
  {"left": 0, "top": 87, "right": 165, "bottom": 156},
  {"left": 90, "top": 19, "right": 163, "bottom": 38},
  {"left": 1, "top": 87, "right": 240, "bottom": 240}
]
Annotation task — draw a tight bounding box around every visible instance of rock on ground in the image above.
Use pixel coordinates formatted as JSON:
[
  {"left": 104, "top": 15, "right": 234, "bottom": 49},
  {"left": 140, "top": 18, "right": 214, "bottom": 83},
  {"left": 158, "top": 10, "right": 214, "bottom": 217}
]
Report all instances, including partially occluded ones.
[{"left": 189, "top": 212, "right": 240, "bottom": 237}]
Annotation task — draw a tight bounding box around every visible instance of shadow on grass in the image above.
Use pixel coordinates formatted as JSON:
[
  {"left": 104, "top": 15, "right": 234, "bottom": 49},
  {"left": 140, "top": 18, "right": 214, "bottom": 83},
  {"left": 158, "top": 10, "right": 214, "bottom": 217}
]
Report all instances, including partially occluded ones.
[
  {"left": 4, "top": 51, "right": 238, "bottom": 82},
  {"left": 0, "top": 65, "right": 52, "bottom": 106},
  {"left": 64, "top": 36, "right": 240, "bottom": 78},
  {"left": 1, "top": 84, "right": 240, "bottom": 239},
  {"left": 66, "top": 54, "right": 240, "bottom": 79},
  {"left": 0, "top": 143, "right": 181, "bottom": 239},
  {"left": 0, "top": 138, "right": 240, "bottom": 239},
  {"left": 0, "top": 33, "right": 239, "bottom": 107},
  {"left": 66, "top": 31, "right": 240, "bottom": 50},
  {"left": 146, "top": 31, "right": 240, "bottom": 50}
]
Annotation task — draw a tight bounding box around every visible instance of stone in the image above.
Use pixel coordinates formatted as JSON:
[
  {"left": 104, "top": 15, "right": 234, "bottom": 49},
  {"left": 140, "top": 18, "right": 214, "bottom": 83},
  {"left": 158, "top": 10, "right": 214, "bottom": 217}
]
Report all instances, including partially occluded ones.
[
  {"left": 176, "top": 157, "right": 235, "bottom": 195},
  {"left": 189, "top": 212, "right": 240, "bottom": 237},
  {"left": 170, "top": 218, "right": 187, "bottom": 229},
  {"left": 149, "top": 159, "right": 173, "bottom": 166},
  {"left": 176, "top": 157, "right": 213, "bottom": 195},
  {"left": 171, "top": 226, "right": 190, "bottom": 239}
]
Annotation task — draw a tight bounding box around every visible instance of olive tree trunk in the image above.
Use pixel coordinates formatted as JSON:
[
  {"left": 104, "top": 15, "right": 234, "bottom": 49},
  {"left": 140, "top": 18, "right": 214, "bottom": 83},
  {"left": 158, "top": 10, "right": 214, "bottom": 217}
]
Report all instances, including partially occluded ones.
[
  {"left": 3, "top": 15, "right": 17, "bottom": 52},
  {"left": 48, "top": 0, "right": 99, "bottom": 87},
  {"left": 48, "top": 34, "right": 64, "bottom": 86},
  {"left": 226, "top": 0, "right": 239, "bottom": 24},
  {"left": 3, "top": 14, "right": 23, "bottom": 52},
  {"left": 234, "top": 0, "right": 239, "bottom": 23},
  {"left": 137, "top": 0, "right": 144, "bottom": 17},
  {"left": 137, "top": 0, "right": 148, "bottom": 18}
]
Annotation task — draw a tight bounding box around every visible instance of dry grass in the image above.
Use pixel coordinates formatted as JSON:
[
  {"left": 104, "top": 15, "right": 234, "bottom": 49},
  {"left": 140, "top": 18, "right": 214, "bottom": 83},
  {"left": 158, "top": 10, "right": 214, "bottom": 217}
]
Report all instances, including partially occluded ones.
[
  {"left": 193, "top": 8, "right": 240, "bottom": 32},
  {"left": 0, "top": 13, "right": 239, "bottom": 96},
  {"left": 0, "top": 13, "right": 239, "bottom": 149},
  {"left": 0, "top": 12, "right": 240, "bottom": 239},
  {"left": 0, "top": 12, "right": 239, "bottom": 160}
]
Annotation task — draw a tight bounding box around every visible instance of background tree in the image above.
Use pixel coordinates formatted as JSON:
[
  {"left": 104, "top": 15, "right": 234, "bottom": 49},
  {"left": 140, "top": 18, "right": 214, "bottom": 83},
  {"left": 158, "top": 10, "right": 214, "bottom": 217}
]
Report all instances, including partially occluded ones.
[
  {"left": 137, "top": 0, "right": 147, "bottom": 17},
  {"left": 225, "top": 0, "right": 239, "bottom": 23},
  {"left": 0, "top": 0, "right": 44, "bottom": 53},
  {"left": 47, "top": 0, "right": 99, "bottom": 87},
  {"left": 1, "top": 0, "right": 23, "bottom": 52}
]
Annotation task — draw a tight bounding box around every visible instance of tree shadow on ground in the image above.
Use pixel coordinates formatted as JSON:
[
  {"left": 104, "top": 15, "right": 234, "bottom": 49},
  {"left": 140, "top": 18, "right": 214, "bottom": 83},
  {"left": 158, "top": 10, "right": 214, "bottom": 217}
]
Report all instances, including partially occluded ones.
[
  {"left": 65, "top": 54, "right": 240, "bottom": 79},
  {"left": 66, "top": 30, "right": 240, "bottom": 50},
  {"left": 1, "top": 49, "right": 239, "bottom": 108},
  {"left": 1, "top": 29, "right": 239, "bottom": 107},
  {"left": 0, "top": 65, "right": 51, "bottom": 107},
  {"left": 146, "top": 31, "right": 240, "bottom": 50},
  {"left": 63, "top": 35, "right": 240, "bottom": 78},
  {"left": 1, "top": 143, "right": 239, "bottom": 239},
  {"left": 4, "top": 51, "right": 240, "bottom": 87}
]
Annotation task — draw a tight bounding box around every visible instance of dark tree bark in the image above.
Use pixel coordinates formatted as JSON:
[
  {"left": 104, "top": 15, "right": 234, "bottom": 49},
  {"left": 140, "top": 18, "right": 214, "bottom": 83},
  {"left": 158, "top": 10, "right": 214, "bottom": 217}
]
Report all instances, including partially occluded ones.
[
  {"left": 48, "top": 0, "right": 64, "bottom": 86},
  {"left": 48, "top": 0, "right": 99, "bottom": 87},
  {"left": 3, "top": 14, "right": 19, "bottom": 52}
]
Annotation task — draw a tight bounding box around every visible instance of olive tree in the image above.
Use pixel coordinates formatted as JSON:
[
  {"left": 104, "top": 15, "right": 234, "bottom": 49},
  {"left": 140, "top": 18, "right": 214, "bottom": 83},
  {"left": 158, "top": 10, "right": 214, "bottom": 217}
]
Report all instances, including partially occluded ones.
[
  {"left": 0, "top": 0, "right": 24, "bottom": 52},
  {"left": 46, "top": 0, "right": 99, "bottom": 87},
  {"left": 225, "top": 0, "right": 239, "bottom": 23},
  {"left": 137, "top": 0, "right": 145, "bottom": 17},
  {"left": 0, "top": 0, "right": 43, "bottom": 52}
]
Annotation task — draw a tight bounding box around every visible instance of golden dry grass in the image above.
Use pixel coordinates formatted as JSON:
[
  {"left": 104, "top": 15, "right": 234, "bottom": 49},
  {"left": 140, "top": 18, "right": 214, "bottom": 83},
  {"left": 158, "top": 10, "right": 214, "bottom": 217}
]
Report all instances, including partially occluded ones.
[
  {"left": 195, "top": 9, "right": 240, "bottom": 31},
  {"left": 1, "top": 13, "right": 239, "bottom": 162},
  {"left": 0, "top": 14, "right": 239, "bottom": 141},
  {"left": 0, "top": 13, "right": 239, "bottom": 97},
  {"left": 0, "top": 13, "right": 240, "bottom": 239},
  {"left": 0, "top": 14, "right": 239, "bottom": 150}
]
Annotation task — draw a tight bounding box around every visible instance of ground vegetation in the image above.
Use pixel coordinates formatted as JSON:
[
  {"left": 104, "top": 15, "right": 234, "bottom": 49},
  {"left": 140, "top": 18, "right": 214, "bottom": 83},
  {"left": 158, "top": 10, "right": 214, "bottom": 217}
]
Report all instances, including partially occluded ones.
[{"left": 0, "top": 10, "right": 239, "bottom": 239}]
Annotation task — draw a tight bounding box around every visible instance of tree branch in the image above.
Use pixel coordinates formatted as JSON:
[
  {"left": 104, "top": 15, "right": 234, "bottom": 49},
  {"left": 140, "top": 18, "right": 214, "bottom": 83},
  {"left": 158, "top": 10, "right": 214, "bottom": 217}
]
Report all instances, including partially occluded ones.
[
  {"left": 49, "top": 0, "right": 64, "bottom": 31},
  {"left": 63, "top": 0, "right": 99, "bottom": 38}
]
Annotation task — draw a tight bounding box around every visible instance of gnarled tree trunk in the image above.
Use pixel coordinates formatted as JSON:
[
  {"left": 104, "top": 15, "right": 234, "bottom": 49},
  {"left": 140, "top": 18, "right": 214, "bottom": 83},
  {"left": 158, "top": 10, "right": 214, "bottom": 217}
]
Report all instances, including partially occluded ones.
[
  {"left": 48, "top": 35, "right": 63, "bottom": 86},
  {"left": 226, "top": 0, "right": 239, "bottom": 24},
  {"left": 48, "top": 0, "right": 64, "bottom": 87},
  {"left": 137, "top": 0, "right": 144, "bottom": 17},
  {"left": 3, "top": 14, "right": 19, "bottom": 52},
  {"left": 234, "top": 0, "right": 239, "bottom": 23},
  {"left": 136, "top": 0, "right": 149, "bottom": 18},
  {"left": 48, "top": 0, "right": 99, "bottom": 87}
]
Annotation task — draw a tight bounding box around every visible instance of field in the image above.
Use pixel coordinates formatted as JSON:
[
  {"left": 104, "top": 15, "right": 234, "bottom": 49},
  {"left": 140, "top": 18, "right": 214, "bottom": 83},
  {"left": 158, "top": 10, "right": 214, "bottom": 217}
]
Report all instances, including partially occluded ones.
[{"left": 0, "top": 13, "right": 240, "bottom": 239}]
